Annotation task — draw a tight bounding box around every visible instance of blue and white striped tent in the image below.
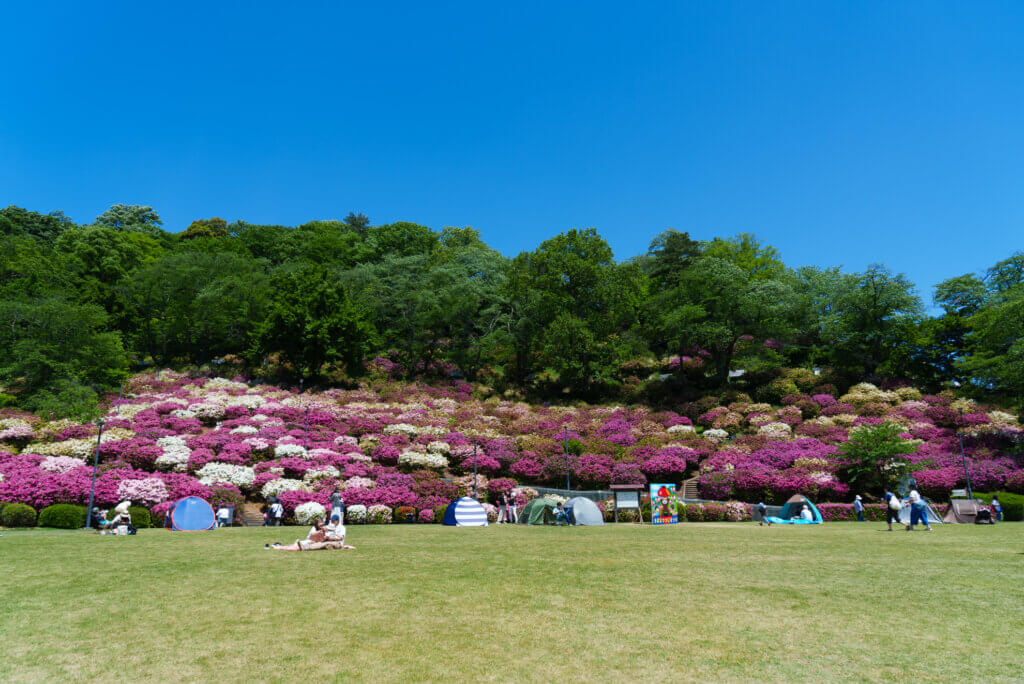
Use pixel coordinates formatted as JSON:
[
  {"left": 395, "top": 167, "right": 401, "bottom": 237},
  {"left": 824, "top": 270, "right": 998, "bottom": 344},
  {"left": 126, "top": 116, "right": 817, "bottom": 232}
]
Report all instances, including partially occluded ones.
[{"left": 442, "top": 497, "right": 489, "bottom": 527}]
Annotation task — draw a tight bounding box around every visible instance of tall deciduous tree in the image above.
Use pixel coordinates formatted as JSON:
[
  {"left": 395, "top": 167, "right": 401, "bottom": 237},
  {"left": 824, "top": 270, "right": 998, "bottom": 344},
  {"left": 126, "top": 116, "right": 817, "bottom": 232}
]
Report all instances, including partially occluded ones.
[{"left": 255, "top": 264, "right": 375, "bottom": 381}]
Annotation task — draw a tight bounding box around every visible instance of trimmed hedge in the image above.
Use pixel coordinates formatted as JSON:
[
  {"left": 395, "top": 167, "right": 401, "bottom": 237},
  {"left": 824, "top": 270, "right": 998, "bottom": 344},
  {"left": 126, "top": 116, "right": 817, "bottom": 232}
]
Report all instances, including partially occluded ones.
[
  {"left": 1, "top": 503, "right": 37, "bottom": 527},
  {"left": 128, "top": 506, "right": 152, "bottom": 529},
  {"left": 38, "top": 504, "right": 87, "bottom": 529},
  {"left": 975, "top": 492, "right": 1024, "bottom": 522}
]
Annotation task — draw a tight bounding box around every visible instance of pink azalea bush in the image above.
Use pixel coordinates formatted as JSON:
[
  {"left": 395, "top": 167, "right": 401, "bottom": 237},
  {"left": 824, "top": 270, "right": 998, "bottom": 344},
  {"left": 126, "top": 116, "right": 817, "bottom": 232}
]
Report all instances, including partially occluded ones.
[{"left": 0, "top": 371, "right": 1020, "bottom": 524}]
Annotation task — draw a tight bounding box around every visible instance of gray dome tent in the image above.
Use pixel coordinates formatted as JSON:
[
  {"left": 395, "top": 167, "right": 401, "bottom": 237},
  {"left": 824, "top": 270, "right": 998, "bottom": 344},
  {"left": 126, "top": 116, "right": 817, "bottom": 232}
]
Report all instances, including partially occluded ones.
[{"left": 565, "top": 497, "right": 604, "bottom": 526}]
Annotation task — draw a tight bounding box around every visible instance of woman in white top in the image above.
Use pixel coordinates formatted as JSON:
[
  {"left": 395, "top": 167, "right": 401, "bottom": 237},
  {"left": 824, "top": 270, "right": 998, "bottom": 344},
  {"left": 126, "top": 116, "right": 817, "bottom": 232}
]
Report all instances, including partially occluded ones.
[{"left": 906, "top": 489, "right": 931, "bottom": 531}]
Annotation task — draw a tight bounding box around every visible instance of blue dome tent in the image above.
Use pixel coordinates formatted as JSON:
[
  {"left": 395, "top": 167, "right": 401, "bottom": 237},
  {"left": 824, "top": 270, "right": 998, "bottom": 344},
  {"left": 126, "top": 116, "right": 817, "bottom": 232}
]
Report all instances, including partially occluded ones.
[
  {"left": 442, "top": 497, "right": 489, "bottom": 527},
  {"left": 164, "top": 496, "right": 216, "bottom": 531},
  {"left": 764, "top": 494, "right": 823, "bottom": 525}
]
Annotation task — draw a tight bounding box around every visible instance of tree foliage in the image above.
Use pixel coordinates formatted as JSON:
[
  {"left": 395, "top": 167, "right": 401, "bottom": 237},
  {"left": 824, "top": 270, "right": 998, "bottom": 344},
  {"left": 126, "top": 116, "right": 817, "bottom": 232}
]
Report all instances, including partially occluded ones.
[{"left": 1, "top": 200, "right": 1021, "bottom": 413}]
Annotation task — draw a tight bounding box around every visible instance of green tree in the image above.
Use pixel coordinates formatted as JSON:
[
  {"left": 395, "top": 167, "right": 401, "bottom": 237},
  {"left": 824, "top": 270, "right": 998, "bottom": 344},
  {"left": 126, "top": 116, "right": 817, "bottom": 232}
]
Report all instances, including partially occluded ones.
[
  {"left": 343, "top": 212, "right": 370, "bottom": 234},
  {"left": 365, "top": 221, "right": 439, "bottom": 260},
  {"left": 0, "top": 206, "right": 75, "bottom": 243},
  {"left": 255, "top": 264, "right": 375, "bottom": 381},
  {"left": 0, "top": 297, "right": 127, "bottom": 415},
  {"left": 56, "top": 227, "right": 162, "bottom": 314},
  {"left": 651, "top": 257, "right": 794, "bottom": 384},
  {"left": 644, "top": 229, "right": 702, "bottom": 289},
  {"left": 836, "top": 422, "right": 916, "bottom": 493},
  {"left": 799, "top": 265, "right": 923, "bottom": 380},
  {"left": 181, "top": 217, "right": 229, "bottom": 240},
  {"left": 94, "top": 204, "right": 165, "bottom": 238},
  {"left": 123, "top": 251, "right": 269, "bottom": 365}
]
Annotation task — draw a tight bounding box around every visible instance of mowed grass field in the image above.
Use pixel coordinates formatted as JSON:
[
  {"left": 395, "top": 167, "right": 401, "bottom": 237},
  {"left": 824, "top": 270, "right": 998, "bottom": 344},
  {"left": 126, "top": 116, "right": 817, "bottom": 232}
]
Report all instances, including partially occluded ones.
[{"left": 1, "top": 522, "right": 1022, "bottom": 682}]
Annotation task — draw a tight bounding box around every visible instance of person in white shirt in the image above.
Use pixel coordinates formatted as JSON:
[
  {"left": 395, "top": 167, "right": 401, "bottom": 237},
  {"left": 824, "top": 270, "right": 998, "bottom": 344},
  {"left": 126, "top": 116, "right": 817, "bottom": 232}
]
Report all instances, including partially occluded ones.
[
  {"left": 800, "top": 505, "right": 814, "bottom": 521},
  {"left": 267, "top": 515, "right": 355, "bottom": 551},
  {"left": 906, "top": 489, "right": 932, "bottom": 531},
  {"left": 216, "top": 506, "right": 231, "bottom": 527}
]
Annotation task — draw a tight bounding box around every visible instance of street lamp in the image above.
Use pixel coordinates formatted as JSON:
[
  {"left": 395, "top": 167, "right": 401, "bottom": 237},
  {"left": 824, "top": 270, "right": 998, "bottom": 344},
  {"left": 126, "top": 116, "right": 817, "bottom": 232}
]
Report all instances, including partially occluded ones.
[
  {"left": 472, "top": 439, "right": 478, "bottom": 500},
  {"left": 562, "top": 426, "right": 570, "bottom": 491},
  {"left": 83, "top": 418, "right": 106, "bottom": 529},
  {"left": 303, "top": 407, "right": 310, "bottom": 450},
  {"left": 956, "top": 408, "right": 974, "bottom": 500}
]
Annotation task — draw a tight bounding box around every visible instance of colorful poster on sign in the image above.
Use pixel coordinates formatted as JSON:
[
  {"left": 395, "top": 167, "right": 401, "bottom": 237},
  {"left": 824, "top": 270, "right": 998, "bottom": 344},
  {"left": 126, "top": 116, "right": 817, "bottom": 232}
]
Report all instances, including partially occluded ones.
[{"left": 650, "top": 483, "right": 678, "bottom": 525}]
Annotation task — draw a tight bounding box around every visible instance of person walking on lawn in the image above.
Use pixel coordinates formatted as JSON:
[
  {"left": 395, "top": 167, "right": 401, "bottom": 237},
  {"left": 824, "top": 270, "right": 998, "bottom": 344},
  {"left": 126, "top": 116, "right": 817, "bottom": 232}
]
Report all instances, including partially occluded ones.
[
  {"left": 884, "top": 490, "right": 901, "bottom": 531},
  {"left": 905, "top": 489, "right": 932, "bottom": 531},
  {"left": 854, "top": 495, "right": 864, "bottom": 522}
]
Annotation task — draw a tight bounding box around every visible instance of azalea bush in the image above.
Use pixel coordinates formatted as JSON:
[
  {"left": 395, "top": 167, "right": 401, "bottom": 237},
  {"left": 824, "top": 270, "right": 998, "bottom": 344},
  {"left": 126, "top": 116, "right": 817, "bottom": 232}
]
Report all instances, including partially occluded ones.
[{"left": 0, "top": 371, "right": 1021, "bottom": 524}]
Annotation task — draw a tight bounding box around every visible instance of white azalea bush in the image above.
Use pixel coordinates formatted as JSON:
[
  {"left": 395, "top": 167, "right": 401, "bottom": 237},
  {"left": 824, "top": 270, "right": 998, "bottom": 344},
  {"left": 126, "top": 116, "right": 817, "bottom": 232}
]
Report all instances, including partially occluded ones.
[
  {"left": 40, "top": 455, "right": 86, "bottom": 474},
  {"left": 274, "top": 443, "right": 309, "bottom": 459},
  {"left": 189, "top": 403, "right": 226, "bottom": 423},
  {"left": 398, "top": 451, "right": 448, "bottom": 470},
  {"left": 303, "top": 465, "right": 340, "bottom": 483},
  {"left": 345, "top": 504, "right": 368, "bottom": 524},
  {"left": 383, "top": 423, "right": 418, "bottom": 437},
  {"left": 261, "top": 478, "right": 310, "bottom": 499},
  {"left": 197, "top": 463, "right": 256, "bottom": 489},
  {"left": 758, "top": 422, "right": 793, "bottom": 437},
  {"left": 294, "top": 501, "right": 327, "bottom": 525},
  {"left": 155, "top": 436, "right": 191, "bottom": 471},
  {"left": 427, "top": 441, "right": 451, "bottom": 455}
]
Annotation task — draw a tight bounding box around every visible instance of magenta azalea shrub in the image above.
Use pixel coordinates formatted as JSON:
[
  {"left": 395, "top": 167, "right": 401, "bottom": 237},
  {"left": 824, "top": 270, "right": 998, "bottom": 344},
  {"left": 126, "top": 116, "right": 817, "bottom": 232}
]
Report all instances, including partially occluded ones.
[{"left": 0, "top": 371, "right": 1020, "bottom": 525}]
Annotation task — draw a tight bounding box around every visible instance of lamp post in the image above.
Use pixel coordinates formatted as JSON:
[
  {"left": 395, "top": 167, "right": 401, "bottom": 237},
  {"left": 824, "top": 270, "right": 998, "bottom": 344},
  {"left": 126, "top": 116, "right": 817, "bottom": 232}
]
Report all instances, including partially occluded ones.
[
  {"left": 304, "top": 407, "right": 309, "bottom": 450},
  {"left": 472, "top": 440, "right": 478, "bottom": 500},
  {"left": 563, "top": 426, "right": 570, "bottom": 491},
  {"left": 957, "top": 408, "right": 974, "bottom": 500},
  {"left": 83, "top": 418, "right": 106, "bottom": 529}
]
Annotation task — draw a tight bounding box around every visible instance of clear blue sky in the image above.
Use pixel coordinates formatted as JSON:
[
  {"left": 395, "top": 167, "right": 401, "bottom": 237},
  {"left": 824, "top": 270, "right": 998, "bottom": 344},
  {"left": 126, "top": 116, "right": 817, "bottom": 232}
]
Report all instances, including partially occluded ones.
[{"left": 2, "top": 2, "right": 1022, "bottom": 301}]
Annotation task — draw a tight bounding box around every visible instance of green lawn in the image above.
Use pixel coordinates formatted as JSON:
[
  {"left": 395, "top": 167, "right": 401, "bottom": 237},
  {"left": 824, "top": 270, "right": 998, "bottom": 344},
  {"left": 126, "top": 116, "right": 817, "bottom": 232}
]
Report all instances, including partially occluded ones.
[{"left": 1, "top": 522, "right": 1022, "bottom": 682}]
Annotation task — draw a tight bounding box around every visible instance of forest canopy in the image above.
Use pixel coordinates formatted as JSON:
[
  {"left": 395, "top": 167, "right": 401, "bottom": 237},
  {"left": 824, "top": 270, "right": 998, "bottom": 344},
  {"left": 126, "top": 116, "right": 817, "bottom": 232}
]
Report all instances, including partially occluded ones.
[{"left": 1, "top": 203, "right": 1021, "bottom": 417}]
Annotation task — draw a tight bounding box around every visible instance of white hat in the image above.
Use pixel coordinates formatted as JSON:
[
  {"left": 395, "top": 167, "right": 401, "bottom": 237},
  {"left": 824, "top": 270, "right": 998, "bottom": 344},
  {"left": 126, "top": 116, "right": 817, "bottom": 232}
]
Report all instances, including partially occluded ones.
[{"left": 855, "top": 495, "right": 862, "bottom": 501}]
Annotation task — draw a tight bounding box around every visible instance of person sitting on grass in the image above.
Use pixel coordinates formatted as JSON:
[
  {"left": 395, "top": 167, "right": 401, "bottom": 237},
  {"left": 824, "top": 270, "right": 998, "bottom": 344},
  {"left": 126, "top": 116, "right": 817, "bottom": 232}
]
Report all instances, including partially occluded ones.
[
  {"left": 553, "top": 502, "right": 569, "bottom": 525},
  {"left": 757, "top": 501, "right": 767, "bottom": 526},
  {"left": 991, "top": 496, "right": 1003, "bottom": 522},
  {"left": 799, "top": 504, "right": 813, "bottom": 521},
  {"left": 266, "top": 517, "right": 355, "bottom": 551}
]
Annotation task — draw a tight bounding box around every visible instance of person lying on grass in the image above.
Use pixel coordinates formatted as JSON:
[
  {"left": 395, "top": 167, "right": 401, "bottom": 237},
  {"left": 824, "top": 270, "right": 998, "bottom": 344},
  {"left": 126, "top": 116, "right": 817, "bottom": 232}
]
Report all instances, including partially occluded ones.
[{"left": 266, "top": 516, "right": 355, "bottom": 551}]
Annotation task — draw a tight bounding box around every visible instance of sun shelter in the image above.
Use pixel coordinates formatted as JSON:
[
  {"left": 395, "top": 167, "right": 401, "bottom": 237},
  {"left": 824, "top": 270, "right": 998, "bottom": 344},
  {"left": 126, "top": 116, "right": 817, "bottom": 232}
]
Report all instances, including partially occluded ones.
[
  {"left": 764, "top": 494, "right": 823, "bottom": 525},
  {"left": 520, "top": 497, "right": 558, "bottom": 525},
  {"left": 442, "top": 497, "right": 489, "bottom": 526},
  {"left": 164, "top": 496, "right": 216, "bottom": 531},
  {"left": 942, "top": 499, "right": 982, "bottom": 524},
  {"left": 565, "top": 497, "right": 604, "bottom": 525}
]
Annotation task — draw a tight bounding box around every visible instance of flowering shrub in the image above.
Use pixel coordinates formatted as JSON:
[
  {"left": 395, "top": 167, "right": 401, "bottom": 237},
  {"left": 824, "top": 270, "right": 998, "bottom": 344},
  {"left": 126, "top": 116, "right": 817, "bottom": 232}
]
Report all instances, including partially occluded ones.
[
  {"left": 816, "top": 503, "right": 887, "bottom": 522},
  {"left": 367, "top": 504, "right": 393, "bottom": 524},
  {"left": 294, "top": 501, "right": 326, "bottom": 524},
  {"left": 345, "top": 504, "right": 367, "bottom": 523},
  {"left": 260, "top": 478, "right": 309, "bottom": 499},
  {"left": 418, "top": 508, "right": 435, "bottom": 523},
  {"left": 197, "top": 463, "right": 256, "bottom": 490},
  {"left": 116, "top": 477, "right": 170, "bottom": 506},
  {"left": 1, "top": 370, "right": 1020, "bottom": 524},
  {"left": 398, "top": 451, "right": 448, "bottom": 471},
  {"left": 481, "top": 502, "right": 498, "bottom": 523}
]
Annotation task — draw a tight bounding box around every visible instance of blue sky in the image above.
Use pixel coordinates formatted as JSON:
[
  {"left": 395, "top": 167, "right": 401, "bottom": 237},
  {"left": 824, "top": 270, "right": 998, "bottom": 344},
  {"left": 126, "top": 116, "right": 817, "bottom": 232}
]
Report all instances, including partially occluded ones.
[{"left": 2, "top": 2, "right": 1022, "bottom": 301}]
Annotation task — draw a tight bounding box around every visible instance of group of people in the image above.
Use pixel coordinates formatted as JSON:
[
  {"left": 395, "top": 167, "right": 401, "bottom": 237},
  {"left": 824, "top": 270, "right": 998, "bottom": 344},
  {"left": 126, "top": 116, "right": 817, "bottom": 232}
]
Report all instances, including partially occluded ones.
[
  {"left": 264, "top": 490, "right": 346, "bottom": 527},
  {"left": 495, "top": 493, "right": 518, "bottom": 524},
  {"left": 756, "top": 501, "right": 813, "bottom": 526},
  {"left": 265, "top": 514, "right": 354, "bottom": 552},
  {"left": 91, "top": 500, "right": 136, "bottom": 534}
]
